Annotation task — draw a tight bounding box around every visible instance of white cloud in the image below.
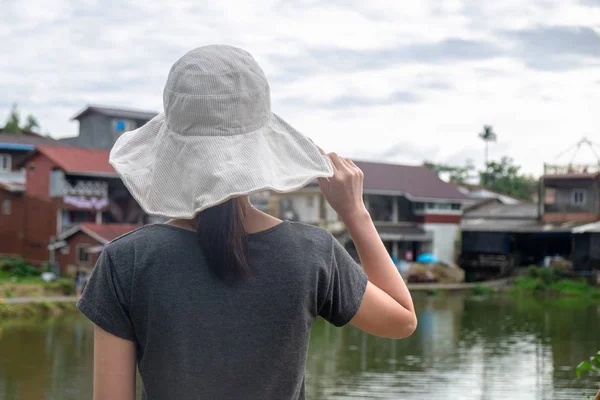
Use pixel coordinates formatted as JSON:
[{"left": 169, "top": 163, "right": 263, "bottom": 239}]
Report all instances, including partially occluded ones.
[{"left": 0, "top": 0, "right": 599, "bottom": 175}]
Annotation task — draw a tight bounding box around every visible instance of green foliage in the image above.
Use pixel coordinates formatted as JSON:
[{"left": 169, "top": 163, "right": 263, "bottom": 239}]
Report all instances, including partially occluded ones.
[
  {"left": 2, "top": 103, "right": 42, "bottom": 134},
  {"left": 55, "top": 279, "right": 75, "bottom": 296},
  {"left": 424, "top": 160, "right": 476, "bottom": 184},
  {"left": 24, "top": 114, "right": 39, "bottom": 130},
  {"left": 472, "top": 284, "right": 495, "bottom": 296},
  {"left": 514, "top": 267, "right": 600, "bottom": 299},
  {"left": 0, "top": 257, "right": 41, "bottom": 278},
  {"left": 576, "top": 351, "right": 600, "bottom": 379},
  {"left": 479, "top": 156, "right": 537, "bottom": 201},
  {"left": 3, "top": 103, "right": 21, "bottom": 134},
  {"left": 3, "top": 288, "right": 14, "bottom": 298},
  {"left": 479, "top": 125, "right": 497, "bottom": 143},
  {"left": 527, "top": 265, "right": 566, "bottom": 284}
]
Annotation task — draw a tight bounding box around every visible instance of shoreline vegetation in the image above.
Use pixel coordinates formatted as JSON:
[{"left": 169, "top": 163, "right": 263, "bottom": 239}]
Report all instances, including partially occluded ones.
[
  {"left": 2, "top": 257, "right": 600, "bottom": 320},
  {"left": 0, "top": 301, "right": 78, "bottom": 319}
]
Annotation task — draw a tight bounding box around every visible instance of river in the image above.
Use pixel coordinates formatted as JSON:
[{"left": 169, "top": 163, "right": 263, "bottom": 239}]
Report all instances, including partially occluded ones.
[{"left": 0, "top": 293, "right": 599, "bottom": 399}]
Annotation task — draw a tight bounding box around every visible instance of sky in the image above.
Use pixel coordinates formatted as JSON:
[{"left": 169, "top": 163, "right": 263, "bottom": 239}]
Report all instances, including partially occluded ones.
[{"left": 1, "top": 0, "right": 599, "bottom": 176}]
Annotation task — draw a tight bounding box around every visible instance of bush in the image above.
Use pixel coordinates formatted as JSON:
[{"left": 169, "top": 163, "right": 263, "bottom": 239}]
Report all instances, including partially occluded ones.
[
  {"left": 472, "top": 284, "right": 495, "bottom": 296},
  {"left": 54, "top": 279, "right": 76, "bottom": 295},
  {"left": 527, "top": 265, "right": 565, "bottom": 285},
  {"left": 0, "top": 257, "right": 41, "bottom": 278}
]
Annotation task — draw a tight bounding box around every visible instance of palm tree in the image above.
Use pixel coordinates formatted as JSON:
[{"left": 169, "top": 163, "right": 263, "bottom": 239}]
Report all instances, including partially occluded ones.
[{"left": 479, "top": 125, "right": 497, "bottom": 166}]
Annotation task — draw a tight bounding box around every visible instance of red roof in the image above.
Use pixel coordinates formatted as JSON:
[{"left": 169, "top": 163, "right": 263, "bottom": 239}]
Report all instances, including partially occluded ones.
[
  {"left": 36, "top": 146, "right": 116, "bottom": 175},
  {"left": 354, "top": 161, "right": 468, "bottom": 201},
  {"left": 75, "top": 223, "right": 141, "bottom": 243}
]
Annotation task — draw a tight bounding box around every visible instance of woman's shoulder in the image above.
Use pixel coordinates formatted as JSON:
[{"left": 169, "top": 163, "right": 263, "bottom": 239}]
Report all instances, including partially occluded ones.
[
  {"left": 285, "top": 221, "right": 337, "bottom": 250},
  {"left": 102, "top": 224, "right": 181, "bottom": 256}
]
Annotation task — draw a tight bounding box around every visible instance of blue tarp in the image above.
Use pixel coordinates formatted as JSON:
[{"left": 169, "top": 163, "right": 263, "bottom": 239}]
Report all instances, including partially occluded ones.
[{"left": 416, "top": 253, "right": 439, "bottom": 263}]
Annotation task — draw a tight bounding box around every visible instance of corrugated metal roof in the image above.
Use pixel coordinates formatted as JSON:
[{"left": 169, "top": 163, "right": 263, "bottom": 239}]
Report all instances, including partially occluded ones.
[
  {"left": 461, "top": 218, "right": 585, "bottom": 233},
  {"left": 463, "top": 203, "right": 539, "bottom": 219},
  {"left": 72, "top": 105, "right": 158, "bottom": 121}
]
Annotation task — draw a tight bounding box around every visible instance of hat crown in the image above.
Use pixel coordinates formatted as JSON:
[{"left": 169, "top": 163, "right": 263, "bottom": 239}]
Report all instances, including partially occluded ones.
[{"left": 163, "top": 45, "right": 271, "bottom": 136}]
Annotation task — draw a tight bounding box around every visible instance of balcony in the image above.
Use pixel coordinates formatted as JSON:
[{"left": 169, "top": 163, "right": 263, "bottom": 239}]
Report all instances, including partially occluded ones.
[
  {"left": 0, "top": 170, "right": 26, "bottom": 184},
  {"left": 64, "top": 180, "right": 108, "bottom": 197},
  {"left": 544, "top": 163, "right": 600, "bottom": 176}
]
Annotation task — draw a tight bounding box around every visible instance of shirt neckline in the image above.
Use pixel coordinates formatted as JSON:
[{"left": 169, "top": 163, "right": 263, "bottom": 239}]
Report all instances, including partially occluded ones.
[{"left": 153, "top": 220, "right": 290, "bottom": 239}]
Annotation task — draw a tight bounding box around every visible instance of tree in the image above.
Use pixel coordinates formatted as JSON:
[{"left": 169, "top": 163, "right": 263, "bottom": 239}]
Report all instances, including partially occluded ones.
[
  {"left": 479, "top": 156, "right": 537, "bottom": 201},
  {"left": 424, "top": 160, "right": 475, "bottom": 184},
  {"left": 3, "top": 103, "right": 21, "bottom": 134},
  {"left": 478, "top": 125, "right": 497, "bottom": 166},
  {"left": 24, "top": 115, "right": 39, "bottom": 131},
  {"left": 2, "top": 103, "right": 41, "bottom": 134}
]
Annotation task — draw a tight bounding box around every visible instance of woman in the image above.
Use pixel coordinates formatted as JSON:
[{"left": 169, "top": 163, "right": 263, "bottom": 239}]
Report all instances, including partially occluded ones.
[{"left": 78, "top": 45, "right": 417, "bottom": 400}]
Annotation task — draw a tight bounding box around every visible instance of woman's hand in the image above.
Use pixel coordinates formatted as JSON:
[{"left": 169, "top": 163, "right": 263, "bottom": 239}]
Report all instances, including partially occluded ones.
[{"left": 318, "top": 152, "right": 368, "bottom": 224}]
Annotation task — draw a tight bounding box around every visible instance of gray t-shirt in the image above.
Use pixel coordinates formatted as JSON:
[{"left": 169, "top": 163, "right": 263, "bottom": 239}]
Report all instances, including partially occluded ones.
[{"left": 77, "top": 221, "right": 368, "bottom": 400}]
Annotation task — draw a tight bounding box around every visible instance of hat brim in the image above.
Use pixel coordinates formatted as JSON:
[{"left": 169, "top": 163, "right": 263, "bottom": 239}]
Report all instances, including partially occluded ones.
[{"left": 109, "top": 112, "right": 334, "bottom": 219}]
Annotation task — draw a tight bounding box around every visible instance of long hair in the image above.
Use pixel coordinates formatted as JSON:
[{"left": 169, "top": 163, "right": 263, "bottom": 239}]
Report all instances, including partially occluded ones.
[{"left": 196, "top": 198, "right": 250, "bottom": 282}]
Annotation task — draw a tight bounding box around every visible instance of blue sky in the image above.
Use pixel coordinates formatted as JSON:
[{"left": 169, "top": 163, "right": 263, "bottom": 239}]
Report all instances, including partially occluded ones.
[{"left": 1, "top": 0, "right": 599, "bottom": 174}]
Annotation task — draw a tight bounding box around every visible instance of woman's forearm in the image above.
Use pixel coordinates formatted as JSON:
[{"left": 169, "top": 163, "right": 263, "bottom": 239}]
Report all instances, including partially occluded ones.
[{"left": 344, "top": 208, "right": 415, "bottom": 313}]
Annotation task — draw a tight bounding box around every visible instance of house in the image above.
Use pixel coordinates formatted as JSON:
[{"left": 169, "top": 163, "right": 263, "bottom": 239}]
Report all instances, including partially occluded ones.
[
  {"left": 461, "top": 163, "right": 600, "bottom": 278},
  {"left": 270, "top": 160, "right": 469, "bottom": 264},
  {"left": 60, "top": 105, "right": 158, "bottom": 149},
  {"left": 0, "top": 145, "right": 154, "bottom": 263},
  {"left": 53, "top": 223, "right": 140, "bottom": 275},
  {"left": 0, "top": 128, "right": 60, "bottom": 186},
  {"left": 0, "top": 130, "right": 61, "bottom": 259}
]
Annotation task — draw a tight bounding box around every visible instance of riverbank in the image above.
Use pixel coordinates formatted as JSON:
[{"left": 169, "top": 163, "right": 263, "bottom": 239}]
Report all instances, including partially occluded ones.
[
  {"left": 508, "top": 266, "right": 600, "bottom": 300},
  {"left": 0, "top": 299, "right": 78, "bottom": 319}
]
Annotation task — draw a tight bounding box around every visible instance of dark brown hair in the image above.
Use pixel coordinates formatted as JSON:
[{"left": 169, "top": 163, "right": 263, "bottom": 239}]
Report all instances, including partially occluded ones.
[{"left": 196, "top": 198, "right": 250, "bottom": 282}]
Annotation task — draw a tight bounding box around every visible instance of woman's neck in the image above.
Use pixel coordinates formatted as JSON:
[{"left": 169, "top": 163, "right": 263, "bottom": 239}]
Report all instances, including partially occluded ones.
[{"left": 165, "top": 199, "right": 283, "bottom": 234}]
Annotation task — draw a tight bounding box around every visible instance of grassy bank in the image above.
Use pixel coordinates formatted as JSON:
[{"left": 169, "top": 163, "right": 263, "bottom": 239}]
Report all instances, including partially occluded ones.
[
  {"left": 511, "top": 266, "right": 600, "bottom": 300},
  {"left": 0, "top": 301, "right": 78, "bottom": 319},
  {"left": 0, "top": 257, "right": 76, "bottom": 298}
]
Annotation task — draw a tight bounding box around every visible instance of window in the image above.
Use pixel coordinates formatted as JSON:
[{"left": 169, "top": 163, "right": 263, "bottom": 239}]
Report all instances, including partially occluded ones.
[
  {"left": 413, "top": 202, "right": 425, "bottom": 211},
  {"left": 451, "top": 203, "right": 461, "bottom": 210},
  {"left": 0, "top": 154, "right": 11, "bottom": 172},
  {"left": 572, "top": 189, "right": 587, "bottom": 206},
  {"left": 2, "top": 199, "right": 10, "bottom": 215},
  {"left": 113, "top": 119, "right": 135, "bottom": 135},
  {"left": 77, "top": 245, "right": 91, "bottom": 264}
]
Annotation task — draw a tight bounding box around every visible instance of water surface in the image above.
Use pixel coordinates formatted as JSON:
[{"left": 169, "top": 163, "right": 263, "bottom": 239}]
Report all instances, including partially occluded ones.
[{"left": 1, "top": 294, "right": 599, "bottom": 399}]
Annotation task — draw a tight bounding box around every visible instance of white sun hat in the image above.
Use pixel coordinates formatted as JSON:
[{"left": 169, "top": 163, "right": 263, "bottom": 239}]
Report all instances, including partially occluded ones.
[{"left": 109, "top": 45, "right": 333, "bottom": 219}]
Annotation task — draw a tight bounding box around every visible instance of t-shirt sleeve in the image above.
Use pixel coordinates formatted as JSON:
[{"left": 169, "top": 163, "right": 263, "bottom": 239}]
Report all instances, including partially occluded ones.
[
  {"left": 318, "top": 237, "right": 369, "bottom": 327},
  {"left": 77, "top": 249, "right": 135, "bottom": 341}
]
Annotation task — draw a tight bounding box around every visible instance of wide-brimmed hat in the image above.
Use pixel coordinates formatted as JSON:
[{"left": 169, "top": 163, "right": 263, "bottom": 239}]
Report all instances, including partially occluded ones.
[{"left": 109, "top": 45, "right": 333, "bottom": 219}]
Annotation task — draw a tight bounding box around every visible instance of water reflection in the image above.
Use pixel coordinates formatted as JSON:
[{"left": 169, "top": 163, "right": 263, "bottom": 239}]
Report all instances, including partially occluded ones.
[
  {"left": 305, "top": 294, "right": 600, "bottom": 400},
  {"left": 0, "top": 294, "right": 599, "bottom": 400}
]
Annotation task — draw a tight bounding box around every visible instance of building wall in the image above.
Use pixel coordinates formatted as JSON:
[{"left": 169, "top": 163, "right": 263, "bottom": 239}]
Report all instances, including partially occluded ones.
[
  {"left": 544, "top": 178, "right": 599, "bottom": 214},
  {"left": 0, "top": 190, "right": 25, "bottom": 256},
  {"left": 279, "top": 192, "right": 338, "bottom": 224},
  {"left": 77, "top": 114, "right": 113, "bottom": 149},
  {"left": 0, "top": 149, "right": 30, "bottom": 171},
  {"left": 422, "top": 223, "right": 460, "bottom": 264},
  {"left": 22, "top": 195, "right": 57, "bottom": 262},
  {"left": 56, "top": 231, "right": 101, "bottom": 275},
  {"left": 25, "top": 153, "right": 58, "bottom": 199},
  {"left": 76, "top": 115, "right": 151, "bottom": 149}
]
